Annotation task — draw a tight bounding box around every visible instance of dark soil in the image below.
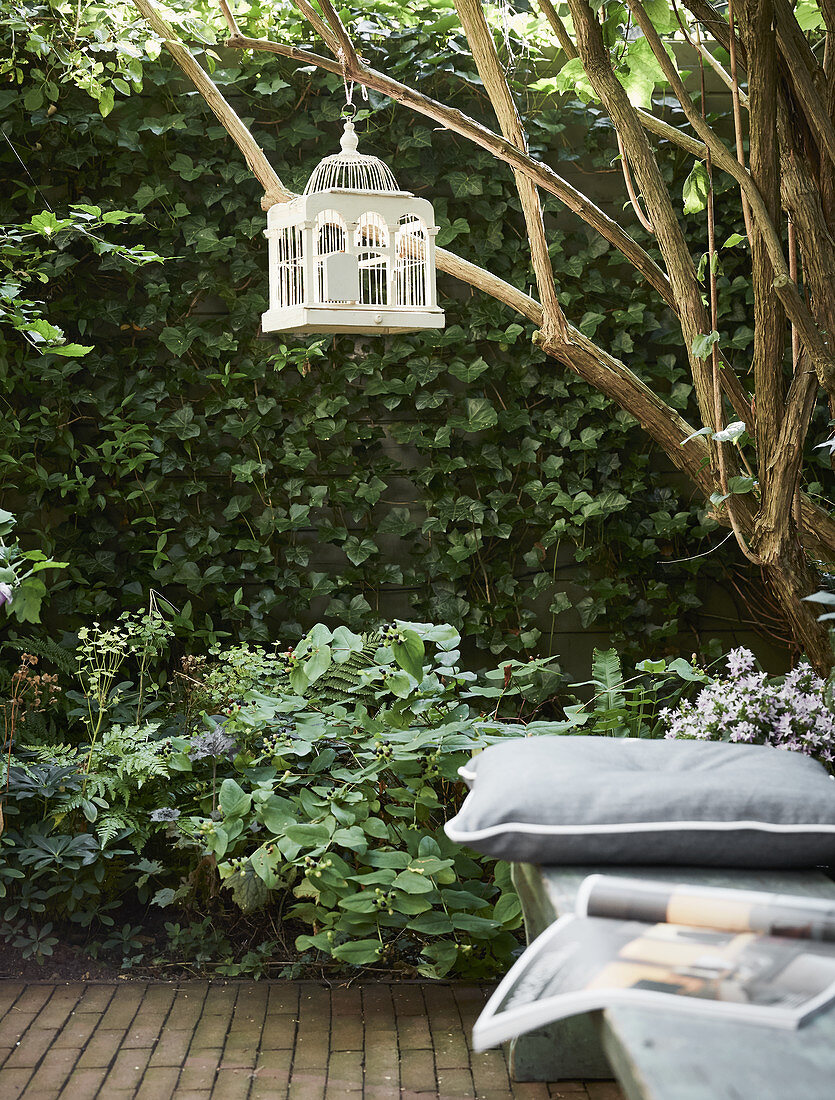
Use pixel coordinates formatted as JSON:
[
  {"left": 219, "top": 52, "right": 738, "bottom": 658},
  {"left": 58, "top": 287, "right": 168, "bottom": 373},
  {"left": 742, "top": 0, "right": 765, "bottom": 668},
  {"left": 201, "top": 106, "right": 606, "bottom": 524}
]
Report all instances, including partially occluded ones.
[{"left": 0, "top": 939, "right": 127, "bottom": 982}]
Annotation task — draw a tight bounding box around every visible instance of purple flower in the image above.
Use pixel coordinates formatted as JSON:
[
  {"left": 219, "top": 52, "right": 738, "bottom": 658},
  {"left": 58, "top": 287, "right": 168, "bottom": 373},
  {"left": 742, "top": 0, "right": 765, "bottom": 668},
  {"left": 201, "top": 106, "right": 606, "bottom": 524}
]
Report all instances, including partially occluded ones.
[
  {"left": 0, "top": 582, "right": 13, "bottom": 608},
  {"left": 662, "top": 652, "right": 835, "bottom": 772}
]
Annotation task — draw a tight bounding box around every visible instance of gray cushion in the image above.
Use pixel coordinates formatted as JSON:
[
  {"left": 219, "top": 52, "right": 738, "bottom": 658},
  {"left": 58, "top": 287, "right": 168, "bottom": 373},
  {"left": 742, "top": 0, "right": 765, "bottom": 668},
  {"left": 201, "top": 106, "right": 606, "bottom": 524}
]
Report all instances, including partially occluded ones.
[{"left": 444, "top": 736, "right": 835, "bottom": 867}]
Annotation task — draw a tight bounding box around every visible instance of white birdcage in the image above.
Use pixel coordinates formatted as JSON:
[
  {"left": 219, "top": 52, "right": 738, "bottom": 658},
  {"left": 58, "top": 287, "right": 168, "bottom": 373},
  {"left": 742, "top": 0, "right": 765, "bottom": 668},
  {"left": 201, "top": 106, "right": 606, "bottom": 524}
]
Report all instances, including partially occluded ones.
[{"left": 261, "top": 118, "right": 445, "bottom": 336}]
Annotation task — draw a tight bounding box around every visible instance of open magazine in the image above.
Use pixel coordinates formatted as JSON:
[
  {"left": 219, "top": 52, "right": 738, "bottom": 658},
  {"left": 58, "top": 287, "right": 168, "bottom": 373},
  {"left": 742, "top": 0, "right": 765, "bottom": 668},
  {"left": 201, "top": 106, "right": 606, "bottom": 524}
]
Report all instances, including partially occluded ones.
[{"left": 474, "top": 875, "right": 835, "bottom": 1051}]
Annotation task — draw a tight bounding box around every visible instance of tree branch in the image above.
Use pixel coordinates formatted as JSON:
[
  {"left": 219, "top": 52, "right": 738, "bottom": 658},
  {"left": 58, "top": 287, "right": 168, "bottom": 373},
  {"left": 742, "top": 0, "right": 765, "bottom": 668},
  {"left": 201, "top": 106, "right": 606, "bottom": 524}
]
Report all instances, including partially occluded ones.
[
  {"left": 316, "top": 0, "right": 360, "bottom": 69},
  {"left": 454, "top": 0, "right": 566, "bottom": 341},
  {"left": 225, "top": 33, "right": 676, "bottom": 307},
  {"left": 773, "top": 0, "right": 835, "bottom": 170},
  {"left": 217, "top": 0, "right": 241, "bottom": 37},
  {"left": 131, "top": 0, "right": 292, "bottom": 208},
  {"left": 627, "top": 0, "right": 835, "bottom": 398},
  {"left": 537, "top": 0, "right": 578, "bottom": 58},
  {"left": 289, "top": 0, "right": 341, "bottom": 55},
  {"left": 565, "top": 0, "right": 720, "bottom": 440}
]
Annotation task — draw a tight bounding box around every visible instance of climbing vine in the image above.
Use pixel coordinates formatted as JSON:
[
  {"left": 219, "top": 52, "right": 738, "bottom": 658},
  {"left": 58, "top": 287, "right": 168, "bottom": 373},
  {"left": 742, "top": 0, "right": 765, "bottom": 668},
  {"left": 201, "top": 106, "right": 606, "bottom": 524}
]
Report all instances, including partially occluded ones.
[{"left": 0, "top": 2, "right": 770, "bottom": 660}]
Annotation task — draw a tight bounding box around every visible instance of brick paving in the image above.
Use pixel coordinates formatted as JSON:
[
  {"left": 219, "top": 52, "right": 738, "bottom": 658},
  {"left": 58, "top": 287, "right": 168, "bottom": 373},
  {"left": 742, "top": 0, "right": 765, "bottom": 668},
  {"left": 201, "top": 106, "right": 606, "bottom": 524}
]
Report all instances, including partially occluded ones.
[{"left": 0, "top": 981, "right": 625, "bottom": 1099}]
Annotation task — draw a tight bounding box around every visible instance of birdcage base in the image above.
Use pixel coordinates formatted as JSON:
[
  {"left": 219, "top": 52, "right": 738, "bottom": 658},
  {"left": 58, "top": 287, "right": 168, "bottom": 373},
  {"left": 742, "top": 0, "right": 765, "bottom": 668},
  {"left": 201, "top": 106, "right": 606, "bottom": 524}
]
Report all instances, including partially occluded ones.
[{"left": 261, "top": 304, "right": 445, "bottom": 336}]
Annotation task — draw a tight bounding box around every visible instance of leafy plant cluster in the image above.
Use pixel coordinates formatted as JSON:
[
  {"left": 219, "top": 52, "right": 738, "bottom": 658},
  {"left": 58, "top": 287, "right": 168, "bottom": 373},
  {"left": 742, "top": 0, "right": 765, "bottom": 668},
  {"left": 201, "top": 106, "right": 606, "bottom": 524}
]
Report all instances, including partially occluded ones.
[
  {"left": 0, "top": 616, "right": 568, "bottom": 977},
  {"left": 0, "top": 2, "right": 765, "bottom": 662}
]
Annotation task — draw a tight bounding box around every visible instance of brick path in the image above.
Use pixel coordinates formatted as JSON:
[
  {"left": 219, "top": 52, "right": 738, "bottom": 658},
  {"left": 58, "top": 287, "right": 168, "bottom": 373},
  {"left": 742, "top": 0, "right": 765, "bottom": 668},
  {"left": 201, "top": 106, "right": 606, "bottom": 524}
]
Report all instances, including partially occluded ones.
[{"left": 0, "top": 981, "right": 625, "bottom": 1099}]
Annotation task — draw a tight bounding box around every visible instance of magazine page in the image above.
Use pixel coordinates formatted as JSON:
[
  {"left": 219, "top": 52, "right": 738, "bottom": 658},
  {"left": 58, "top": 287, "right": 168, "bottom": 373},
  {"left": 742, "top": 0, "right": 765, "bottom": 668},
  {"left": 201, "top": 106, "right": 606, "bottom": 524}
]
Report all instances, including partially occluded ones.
[
  {"left": 577, "top": 875, "right": 835, "bottom": 941},
  {"left": 473, "top": 908, "right": 835, "bottom": 1051}
]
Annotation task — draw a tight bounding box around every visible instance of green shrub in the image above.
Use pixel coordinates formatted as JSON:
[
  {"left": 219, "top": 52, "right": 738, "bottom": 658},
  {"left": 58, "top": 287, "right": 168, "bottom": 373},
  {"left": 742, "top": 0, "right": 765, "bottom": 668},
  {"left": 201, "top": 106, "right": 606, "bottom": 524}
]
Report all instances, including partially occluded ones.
[{"left": 1, "top": 619, "right": 564, "bottom": 977}]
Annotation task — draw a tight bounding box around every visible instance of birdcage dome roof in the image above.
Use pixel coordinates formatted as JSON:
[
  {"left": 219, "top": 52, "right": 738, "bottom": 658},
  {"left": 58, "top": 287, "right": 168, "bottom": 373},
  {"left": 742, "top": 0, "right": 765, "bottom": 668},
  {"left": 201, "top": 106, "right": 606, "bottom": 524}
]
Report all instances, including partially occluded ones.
[{"left": 304, "top": 119, "right": 401, "bottom": 195}]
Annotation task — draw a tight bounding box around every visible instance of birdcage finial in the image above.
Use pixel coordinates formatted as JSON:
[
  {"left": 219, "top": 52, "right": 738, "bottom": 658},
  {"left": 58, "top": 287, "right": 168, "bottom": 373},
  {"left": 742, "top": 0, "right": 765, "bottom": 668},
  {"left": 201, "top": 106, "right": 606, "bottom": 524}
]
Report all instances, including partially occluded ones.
[{"left": 339, "top": 118, "right": 359, "bottom": 156}]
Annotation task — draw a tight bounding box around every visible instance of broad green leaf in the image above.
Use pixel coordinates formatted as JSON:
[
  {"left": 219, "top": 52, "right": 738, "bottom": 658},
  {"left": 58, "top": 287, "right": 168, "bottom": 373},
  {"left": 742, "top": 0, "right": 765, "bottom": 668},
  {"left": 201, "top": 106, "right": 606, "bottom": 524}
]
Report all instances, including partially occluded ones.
[
  {"left": 392, "top": 629, "right": 425, "bottom": 681},
  {"left": 683, "top": 162, "right": 710, "bottom": 215},
  {"left": 331, "top": 939, "right": 382, "bottom": 965},
  {"left": 49, "top": 342, "right": 94, "bottom": 358},
  {"left": 219, "top": 779, "right": 250, "bottom": 819},
  {"left": 408, "top": 911, "right": 454, "bottom": 935},
  {"left": 304, "top": 644, "right": 332, "bottom": 684},
  {"left": 331, "top": 626, "right": 363, "bottom": 663},
  {"left": 250, "top": 847, "right": 280, "bottom": 888},
  {"left": 385, "top": 670, "right": 414, "bottom": 698},
  {"left": 225, "top": 865, "right": 269, "bottom": 913},
  {"left": 727, "top": 475, "right": 755, "bottom": 495},
  {"left": 392, "top": 870, "right": 435, "bottom": 894},
  {"left": 643, "top": 0, "right": 677, "bottom": 34}
]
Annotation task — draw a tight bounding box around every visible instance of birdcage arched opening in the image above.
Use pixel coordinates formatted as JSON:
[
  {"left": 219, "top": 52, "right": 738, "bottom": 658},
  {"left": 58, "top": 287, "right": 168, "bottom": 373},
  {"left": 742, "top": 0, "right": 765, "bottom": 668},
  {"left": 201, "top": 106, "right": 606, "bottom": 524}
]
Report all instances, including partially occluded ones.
[
  {"left": 356, "top": 212, "right": 389, "bottom": 307},
  {"left": 315, "top": 209, "right": 358, "bottom": 304},
  {"left": 395, "top": 214, "right": 429, "bottom": 308}
]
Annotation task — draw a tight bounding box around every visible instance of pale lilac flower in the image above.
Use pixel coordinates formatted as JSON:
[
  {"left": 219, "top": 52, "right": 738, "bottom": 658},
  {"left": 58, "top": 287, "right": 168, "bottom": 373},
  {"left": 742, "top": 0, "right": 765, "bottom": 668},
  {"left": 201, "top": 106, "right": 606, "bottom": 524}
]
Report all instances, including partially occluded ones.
[
  {"left": 726, "top": 647, "right": 755, "bottom": 677},
  {"left": 663, "top": 655, "right": 835, "bottom": 772},
  {"left": 0, "top": 582, "right": 13, "bottom": 608}
]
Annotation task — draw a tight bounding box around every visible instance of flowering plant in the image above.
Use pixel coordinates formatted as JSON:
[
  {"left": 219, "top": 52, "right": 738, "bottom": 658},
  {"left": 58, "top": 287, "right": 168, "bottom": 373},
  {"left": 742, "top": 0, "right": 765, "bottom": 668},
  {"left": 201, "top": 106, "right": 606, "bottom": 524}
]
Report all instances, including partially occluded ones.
[
  {"left": 662, "top": 647, "right": 835, "bottom": 770},
  {"left": 0, "top": 509, "right": 67, "bottom": 624}
]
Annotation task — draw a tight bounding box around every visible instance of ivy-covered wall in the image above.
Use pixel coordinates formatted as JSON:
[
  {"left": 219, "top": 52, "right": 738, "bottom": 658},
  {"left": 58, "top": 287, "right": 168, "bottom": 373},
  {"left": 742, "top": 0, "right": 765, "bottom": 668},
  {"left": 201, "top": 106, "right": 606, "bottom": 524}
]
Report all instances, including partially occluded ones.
[{"left": 1, "top": 18, "right": 768, "bottom": 669}]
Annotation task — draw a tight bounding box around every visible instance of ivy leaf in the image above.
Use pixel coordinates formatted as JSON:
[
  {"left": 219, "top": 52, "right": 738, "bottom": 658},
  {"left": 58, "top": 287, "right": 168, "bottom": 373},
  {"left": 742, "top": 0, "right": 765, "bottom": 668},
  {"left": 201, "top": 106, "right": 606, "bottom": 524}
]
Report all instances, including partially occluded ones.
[
  {"left": 448, "top": 171, "right": 483, "bottom": 197},
  {"left": 343, "top": 537, "right": 378, "bottom": 566},
  {"left": 691, "top": 331, "right": 720, "bottom": 359},
  {"left": 683, "top": 162, "right": 710, "bottom": 214},
  {"left": 159, "top": 327, "right": 198, "bottom": 356},
  {"left": 465, "top": 398, "right": 498, "bottom": 432},
  {"left": 448, "top": 357, "right": 490, "bottom": 383}
]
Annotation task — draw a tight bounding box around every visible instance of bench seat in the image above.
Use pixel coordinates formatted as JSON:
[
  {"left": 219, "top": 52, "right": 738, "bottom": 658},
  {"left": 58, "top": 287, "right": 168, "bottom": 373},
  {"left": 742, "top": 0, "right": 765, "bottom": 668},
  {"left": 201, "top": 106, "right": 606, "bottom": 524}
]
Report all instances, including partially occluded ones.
[{"left": 509, "top": 863, "right": 835, "bottom": 1099}]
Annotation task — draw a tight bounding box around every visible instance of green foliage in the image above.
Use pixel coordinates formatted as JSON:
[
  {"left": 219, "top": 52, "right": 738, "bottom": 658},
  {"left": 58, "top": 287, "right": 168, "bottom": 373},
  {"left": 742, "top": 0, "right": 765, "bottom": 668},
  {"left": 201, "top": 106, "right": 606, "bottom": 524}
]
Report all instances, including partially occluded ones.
[
  {"left": 0, "top": 618, "right": 553, "bottom": 977},
  {"left": 0, "top": 5, "right": 757, "bottom": 664},
  {"left": 0, "top": 510, "right": 68, "bottom": 625},
  {"left": 546, "top": 647, "right": 709, "bottom": 737}
]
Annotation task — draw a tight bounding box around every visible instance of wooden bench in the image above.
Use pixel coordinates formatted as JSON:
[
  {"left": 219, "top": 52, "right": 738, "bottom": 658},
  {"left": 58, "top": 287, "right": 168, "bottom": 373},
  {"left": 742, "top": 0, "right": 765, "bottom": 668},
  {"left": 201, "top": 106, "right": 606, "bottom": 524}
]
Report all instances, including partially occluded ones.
[{"left": 509, "top": 863, "right": 835, "bottom": 1099}]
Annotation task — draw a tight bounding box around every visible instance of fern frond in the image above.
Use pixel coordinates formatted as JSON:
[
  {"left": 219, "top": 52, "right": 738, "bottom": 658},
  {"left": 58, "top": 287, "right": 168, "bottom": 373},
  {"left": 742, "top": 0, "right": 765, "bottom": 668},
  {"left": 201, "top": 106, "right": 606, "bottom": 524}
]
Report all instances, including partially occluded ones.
[{"left": 5, "top": 636, "right": 78, "bottom": 677}]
